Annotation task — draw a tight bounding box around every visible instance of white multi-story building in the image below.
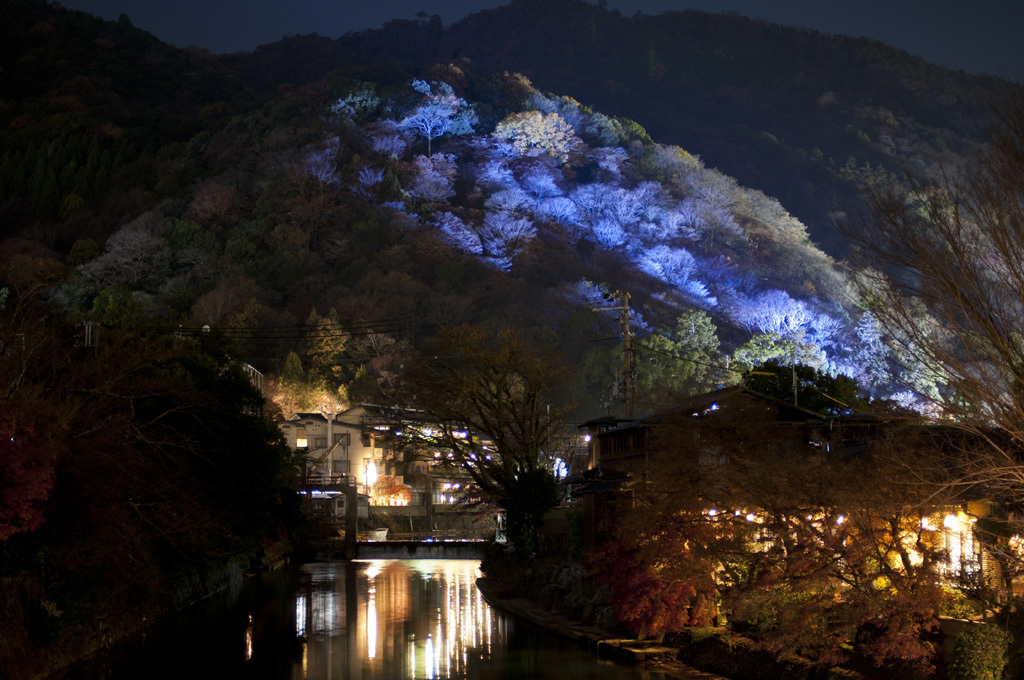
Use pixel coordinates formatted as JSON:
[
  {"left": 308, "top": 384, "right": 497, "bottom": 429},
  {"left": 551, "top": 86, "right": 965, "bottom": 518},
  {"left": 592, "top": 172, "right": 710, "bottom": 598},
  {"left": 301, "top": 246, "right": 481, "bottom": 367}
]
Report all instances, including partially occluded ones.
[
  {"left": 278, "top": 405, "right": 389, "bottom": 497},
  {"left": 278, "top": 404, "right": 480, "bottom": 508}
]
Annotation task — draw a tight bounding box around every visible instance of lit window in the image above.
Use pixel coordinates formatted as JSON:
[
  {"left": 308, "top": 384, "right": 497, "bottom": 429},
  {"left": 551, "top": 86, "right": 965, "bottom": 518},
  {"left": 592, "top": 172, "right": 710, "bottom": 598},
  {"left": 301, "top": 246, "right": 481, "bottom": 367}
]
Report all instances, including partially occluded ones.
[{"left": 297, "top": 438, "right": 308, "bottom": 448}]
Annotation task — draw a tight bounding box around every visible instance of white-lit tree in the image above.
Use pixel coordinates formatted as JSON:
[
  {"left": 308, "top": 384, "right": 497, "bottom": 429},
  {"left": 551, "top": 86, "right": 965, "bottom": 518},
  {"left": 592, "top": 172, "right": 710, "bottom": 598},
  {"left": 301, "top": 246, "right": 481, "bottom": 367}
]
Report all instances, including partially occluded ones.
[
  {"left": 400, "top": 80, "right": 477, "bottom": 156},
  {"left": 492, "top": 111, "right": 580, "bottom": 163}
]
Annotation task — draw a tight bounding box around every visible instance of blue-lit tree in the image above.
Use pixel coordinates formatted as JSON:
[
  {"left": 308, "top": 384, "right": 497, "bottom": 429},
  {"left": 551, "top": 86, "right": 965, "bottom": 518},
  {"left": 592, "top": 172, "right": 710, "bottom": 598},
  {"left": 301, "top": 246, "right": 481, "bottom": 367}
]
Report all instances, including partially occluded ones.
[
  {"left": 406, "top": 154, "right": 456, "bottom": 203},
  {"left": 479, "top": 211, "right": 536, "bottom": 270},
  {"left": 485, "top": 187, "right": 531, "bottom": 214},
  {"left": 430, "top": 212, "right": 483, "bottom": 255},
  {"left": 521, "top": 166, "right": 562, "bottom": 199},
  {"left": 304, "top": 137, "right": 341, "bottom": 185},
  {"left": 400, "top": 80, "right": 477, "bottom": 156},
  {"left": 733, "top": 289, "right": 812, "bottom": 337}
]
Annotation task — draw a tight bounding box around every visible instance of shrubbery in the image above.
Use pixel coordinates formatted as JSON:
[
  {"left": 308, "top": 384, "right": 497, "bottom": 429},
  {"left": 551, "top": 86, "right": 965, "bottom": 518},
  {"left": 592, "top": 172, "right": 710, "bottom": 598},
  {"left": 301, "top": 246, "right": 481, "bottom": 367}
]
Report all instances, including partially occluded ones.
[{"left": 948, "top": 624, "right": 1009, "bottom": 680}]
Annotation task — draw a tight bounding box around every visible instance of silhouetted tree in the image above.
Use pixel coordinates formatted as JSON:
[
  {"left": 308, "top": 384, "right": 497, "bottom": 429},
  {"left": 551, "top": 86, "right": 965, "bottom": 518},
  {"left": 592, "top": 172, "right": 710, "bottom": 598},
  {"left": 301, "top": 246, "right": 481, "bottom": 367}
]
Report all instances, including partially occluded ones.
[
  {"left": 399, "top": 324, "right": 572, "bottom": 555},
  {"left": 845, "top": 87, "right": 1024, "bottom": 523}
]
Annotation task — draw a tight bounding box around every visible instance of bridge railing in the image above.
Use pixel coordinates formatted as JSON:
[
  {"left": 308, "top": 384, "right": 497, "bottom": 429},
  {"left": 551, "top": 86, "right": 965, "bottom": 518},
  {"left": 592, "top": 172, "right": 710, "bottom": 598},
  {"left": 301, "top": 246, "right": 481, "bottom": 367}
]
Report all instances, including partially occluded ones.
[
  {"left": 386, "top": 529, "right": 492, "bottom": 542},
  {"left": 301, "top": 474, "right": 354, "bottom": 487}
]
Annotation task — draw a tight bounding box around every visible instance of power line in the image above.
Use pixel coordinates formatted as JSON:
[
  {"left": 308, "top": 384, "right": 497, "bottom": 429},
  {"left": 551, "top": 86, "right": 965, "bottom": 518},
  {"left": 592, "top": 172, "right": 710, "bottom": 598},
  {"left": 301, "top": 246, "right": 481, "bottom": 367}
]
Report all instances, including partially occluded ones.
[
  {"left": 123, "top": 297, "right": 591, "bottom": 342},
  {"left": 632, "top": 339, "right": 742, "bottom": 375}
]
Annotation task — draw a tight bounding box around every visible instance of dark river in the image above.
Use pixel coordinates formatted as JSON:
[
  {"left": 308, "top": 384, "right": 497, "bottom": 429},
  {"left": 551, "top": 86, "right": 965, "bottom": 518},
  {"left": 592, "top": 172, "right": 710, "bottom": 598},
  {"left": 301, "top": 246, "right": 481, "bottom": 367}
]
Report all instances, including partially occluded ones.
[{"left": 68, "top": 559, "right": 666, "bottom": 679}]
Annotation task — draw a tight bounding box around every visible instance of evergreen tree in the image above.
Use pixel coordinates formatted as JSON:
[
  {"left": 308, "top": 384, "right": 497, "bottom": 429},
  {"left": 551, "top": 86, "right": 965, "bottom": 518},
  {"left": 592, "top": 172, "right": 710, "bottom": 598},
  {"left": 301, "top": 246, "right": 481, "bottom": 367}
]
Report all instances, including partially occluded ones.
[
  {"left": 635, "top": 309, "right": 728, "bottom": 408},
  {"left": 32, "top": 168, "right": 60, "bottom": 218}
]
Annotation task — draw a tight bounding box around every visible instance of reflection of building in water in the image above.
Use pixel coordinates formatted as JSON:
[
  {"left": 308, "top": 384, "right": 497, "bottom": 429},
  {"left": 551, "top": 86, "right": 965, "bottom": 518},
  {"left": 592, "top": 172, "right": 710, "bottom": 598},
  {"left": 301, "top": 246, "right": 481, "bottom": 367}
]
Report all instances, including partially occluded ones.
[
  {"left": 295, "top": 563, "right": 349, "bottom": 639},
  {"left": 291, "top": 560, "right": 492, "bottom": 679},
  {"left": 405, "top": 561, "right": 493, "bottom": 679}
]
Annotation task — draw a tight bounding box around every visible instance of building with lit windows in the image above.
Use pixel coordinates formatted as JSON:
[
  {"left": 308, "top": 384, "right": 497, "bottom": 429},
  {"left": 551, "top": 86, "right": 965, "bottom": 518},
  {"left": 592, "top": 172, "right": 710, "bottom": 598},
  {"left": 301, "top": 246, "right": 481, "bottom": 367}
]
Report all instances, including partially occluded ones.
[
  {"left": 580, "top": 385, "right": 1019, "bottom": 597},
  {"left": 278, "top": 405, "right": 487, "bottom": 537}
]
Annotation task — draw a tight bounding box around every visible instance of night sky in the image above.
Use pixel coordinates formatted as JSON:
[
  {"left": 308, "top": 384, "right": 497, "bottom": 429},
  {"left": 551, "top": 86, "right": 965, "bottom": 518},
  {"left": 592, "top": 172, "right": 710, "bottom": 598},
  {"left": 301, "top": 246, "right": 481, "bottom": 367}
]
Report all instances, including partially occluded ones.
[{"left": 55, "top": 0, "right": 1024, "bottom": 78}]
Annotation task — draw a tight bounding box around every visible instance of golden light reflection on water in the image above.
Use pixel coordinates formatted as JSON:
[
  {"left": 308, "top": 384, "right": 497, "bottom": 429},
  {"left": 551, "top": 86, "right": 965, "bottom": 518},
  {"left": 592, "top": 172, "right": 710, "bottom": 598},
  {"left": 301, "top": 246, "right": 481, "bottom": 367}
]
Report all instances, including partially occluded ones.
[
  {"left": 245, "top": 613, "right": 253, "bottom": 661},
  {"left": 291, "top": 559, "right": 491, "bottom": 679}
]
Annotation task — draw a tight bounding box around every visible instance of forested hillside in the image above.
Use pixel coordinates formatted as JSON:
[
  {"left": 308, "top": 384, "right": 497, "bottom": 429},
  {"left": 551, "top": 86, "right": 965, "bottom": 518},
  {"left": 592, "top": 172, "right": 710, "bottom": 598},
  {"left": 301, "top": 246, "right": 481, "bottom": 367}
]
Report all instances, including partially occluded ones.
[
  {"left": 0, "top": 0, "right": 962, "bottom": 421},
  {"left": 227, "top": 0, "right": 1007, "bottom": 255}
]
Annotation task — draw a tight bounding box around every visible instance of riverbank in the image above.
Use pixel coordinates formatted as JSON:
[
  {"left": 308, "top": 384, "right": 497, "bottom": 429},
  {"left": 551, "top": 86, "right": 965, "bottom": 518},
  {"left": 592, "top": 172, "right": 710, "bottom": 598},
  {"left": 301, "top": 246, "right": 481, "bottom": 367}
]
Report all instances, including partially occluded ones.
[
  {"left": 477, "top": 548, "right": 865, "bottom": 680},
  {"left": 2, "top": 539, "right": 291, "bottom": 680},
  {"left": 477, "top": 576, "right": 728, "bottom": 680}
]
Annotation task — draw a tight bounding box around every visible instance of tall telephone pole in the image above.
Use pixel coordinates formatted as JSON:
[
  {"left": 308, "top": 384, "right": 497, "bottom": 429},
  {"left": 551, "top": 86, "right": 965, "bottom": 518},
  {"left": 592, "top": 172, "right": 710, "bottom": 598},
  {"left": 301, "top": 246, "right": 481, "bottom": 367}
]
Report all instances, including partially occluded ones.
[{"left": 593, "top": 291, "right": 633, "bottom": 417}]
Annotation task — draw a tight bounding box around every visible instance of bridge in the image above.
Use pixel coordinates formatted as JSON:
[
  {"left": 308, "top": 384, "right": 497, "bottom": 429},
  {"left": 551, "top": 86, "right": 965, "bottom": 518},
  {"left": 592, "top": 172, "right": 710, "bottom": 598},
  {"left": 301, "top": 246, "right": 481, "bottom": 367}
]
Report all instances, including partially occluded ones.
[
  {"left": 300, "top": 476, "right": 493, "bottom": 560},
  {"left": 309, "top": 538, "right": 487, "bottom": 560}
]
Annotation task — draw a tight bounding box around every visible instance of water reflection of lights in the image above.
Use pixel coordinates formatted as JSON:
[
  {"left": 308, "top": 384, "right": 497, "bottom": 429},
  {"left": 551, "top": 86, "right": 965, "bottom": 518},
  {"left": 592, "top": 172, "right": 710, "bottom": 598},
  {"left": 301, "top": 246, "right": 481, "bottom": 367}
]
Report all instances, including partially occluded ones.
[
  {"left": 295, "top": 595, "right": 307, "bottom": 638},
  {"left": 365, "top": 561, "right": 382, "bottom": 662},
  {"left": 367, "top": 597, "right": 377, "bottom": 659},
  {"left": 406, "top": 561, "right": 491, "bottom": 679},
  {"left": 245, "top": 613, "right": 253, "bottom": 661},
  {"left": 293, "top": 560, "right": 494, "bottom": 679}
]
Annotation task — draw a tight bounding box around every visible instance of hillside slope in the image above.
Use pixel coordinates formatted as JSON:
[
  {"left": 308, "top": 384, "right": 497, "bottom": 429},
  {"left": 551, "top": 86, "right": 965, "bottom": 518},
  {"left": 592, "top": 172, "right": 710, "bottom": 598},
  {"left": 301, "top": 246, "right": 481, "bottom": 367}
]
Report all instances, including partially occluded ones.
[
  {"left": 226, "top": 0, "right": 1006, "bottom": 255},
  {"left": 0, "top": 0, "right": 931, "bottom": 419}
]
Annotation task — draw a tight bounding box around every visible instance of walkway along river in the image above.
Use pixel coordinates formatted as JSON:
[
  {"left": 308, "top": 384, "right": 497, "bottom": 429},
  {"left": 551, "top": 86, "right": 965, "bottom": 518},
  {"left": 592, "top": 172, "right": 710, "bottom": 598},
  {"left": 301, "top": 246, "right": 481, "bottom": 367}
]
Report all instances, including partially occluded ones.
[{"left": 58, "top": 559, "right": 675, "bottom": 679}]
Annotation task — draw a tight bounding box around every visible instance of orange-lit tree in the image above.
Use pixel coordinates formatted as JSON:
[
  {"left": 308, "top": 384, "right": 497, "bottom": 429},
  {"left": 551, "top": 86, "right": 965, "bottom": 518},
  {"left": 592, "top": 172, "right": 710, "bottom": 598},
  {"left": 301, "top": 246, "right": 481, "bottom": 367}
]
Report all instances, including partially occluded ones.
[
  {"left": 593, "top": 407, "right": 951, "bottom": 673},
  {"left": 373, "top": 475, "right": 413, "bottom": 506}
]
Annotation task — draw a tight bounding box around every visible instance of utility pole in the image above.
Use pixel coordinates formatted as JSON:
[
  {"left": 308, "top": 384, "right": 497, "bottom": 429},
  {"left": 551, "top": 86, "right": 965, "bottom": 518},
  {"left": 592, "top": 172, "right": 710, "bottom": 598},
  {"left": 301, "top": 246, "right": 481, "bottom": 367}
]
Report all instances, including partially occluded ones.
[
  {"left": 791, "top": 342, "right": 798, "bottom": 408},
  {"left": 593, "top": 291, "right": 633, "bottom": 417},
  {"left": 83, "top": 321, "right": 96, "bottom": 348}
]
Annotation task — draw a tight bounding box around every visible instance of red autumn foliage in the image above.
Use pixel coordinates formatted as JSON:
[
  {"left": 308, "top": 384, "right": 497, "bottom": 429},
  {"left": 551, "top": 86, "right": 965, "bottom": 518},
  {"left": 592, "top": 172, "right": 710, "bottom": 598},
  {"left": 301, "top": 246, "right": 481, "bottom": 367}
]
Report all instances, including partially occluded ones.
[
  {"left": 590, "top": 538, "right": 697, "bottom": 638},
  {"left": 0, "top": 406, "right": 60, "bottom": 541}
]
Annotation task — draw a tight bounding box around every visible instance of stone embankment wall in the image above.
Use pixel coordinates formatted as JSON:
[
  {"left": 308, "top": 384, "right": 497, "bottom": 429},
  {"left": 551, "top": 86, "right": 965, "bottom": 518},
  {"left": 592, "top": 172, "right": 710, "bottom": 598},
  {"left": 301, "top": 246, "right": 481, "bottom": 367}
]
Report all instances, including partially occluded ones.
[{"left": 480, "top": 548, "right": 619, "bottom": 631}]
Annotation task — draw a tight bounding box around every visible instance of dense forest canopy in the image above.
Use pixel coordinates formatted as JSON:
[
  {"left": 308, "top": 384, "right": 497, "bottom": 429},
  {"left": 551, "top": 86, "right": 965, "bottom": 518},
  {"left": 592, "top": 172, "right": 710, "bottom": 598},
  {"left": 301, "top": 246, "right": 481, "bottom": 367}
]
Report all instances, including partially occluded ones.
[{"left": 0, "top": 0, "right": 991, "bottom": 421}]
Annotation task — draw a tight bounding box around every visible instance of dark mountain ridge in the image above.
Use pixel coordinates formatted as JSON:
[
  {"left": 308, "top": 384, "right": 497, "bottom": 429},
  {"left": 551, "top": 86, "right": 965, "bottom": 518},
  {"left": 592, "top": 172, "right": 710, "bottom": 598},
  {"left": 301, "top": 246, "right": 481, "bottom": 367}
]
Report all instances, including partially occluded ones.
[{"left": 225, "top": 0, "right": 1007, "bottom": 255}]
